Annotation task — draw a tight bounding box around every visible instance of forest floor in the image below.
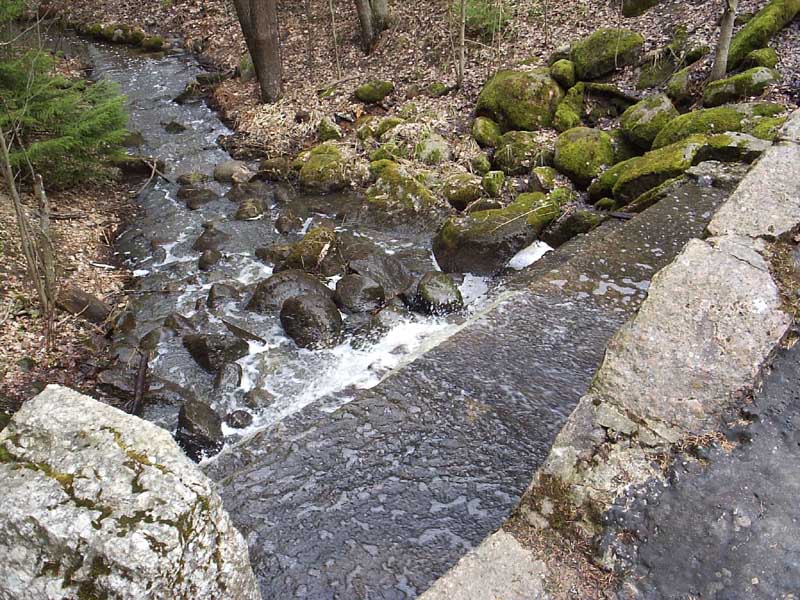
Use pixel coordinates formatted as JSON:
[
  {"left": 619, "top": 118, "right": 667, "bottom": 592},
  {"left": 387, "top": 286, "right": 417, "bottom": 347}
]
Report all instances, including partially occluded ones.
[
  {"left": 50, "top": 0, "right": 800, "bottom": 158},
  {"left": 0, "top": 183, "right": 134, "bottom": 413}
]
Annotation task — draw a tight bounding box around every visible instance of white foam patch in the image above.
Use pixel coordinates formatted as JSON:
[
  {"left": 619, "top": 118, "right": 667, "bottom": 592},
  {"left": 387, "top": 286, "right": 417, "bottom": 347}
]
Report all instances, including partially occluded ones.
[{"left": 507, "top": 241, "right": 552, "bottom": 270}]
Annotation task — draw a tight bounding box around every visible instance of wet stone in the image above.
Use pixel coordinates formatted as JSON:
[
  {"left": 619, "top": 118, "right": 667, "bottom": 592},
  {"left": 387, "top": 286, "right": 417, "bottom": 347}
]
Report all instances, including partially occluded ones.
[
  {"left": 198, "top": 248, "right": 222, "bottom": 271},
  {"left": 214, "top": 362, "right": 243, "bottom": 391},
  {"left": 182, "top": 333, "right": 249, "bottom": 373},
  {"left": 415, "top": 271, "right": 464, "bottom": 315},
  {"left": 275, "top": 209, "right": 304, "bottom": 234},
  {"left": 279, "top": 294, "right": 344, "bottom": 349},
  {"left": 340, "top": 235, "right": 415, "bottom": 299},
  {"left": 163, "top": 312, "right": 196, "bottom": 334},
  {"left": 243, "top": 388, "right": 277, "bottom": 410},
  {"left": 138, "top": 327, "right": 162, "bottom": 352},
  {"left": 192, "top": 224, "right": 231, "bottom": 252},
  {"left": 206, "top": 282, "right": 240, "bottom": 310},
  {"left": 247, "top": 270, "right": 334, "bottom": 314},
  {"left": 255, "top": 243, "right": 293, "bottom": 266},
  {"left": 334, "top": 274, "right": 385, "bottom": 314},
  {"left": 175, "top": 399, "right": 224, "bottom": 461},
  {"left": 225, "top": 410, "right": 254, "bottom": 429},
  {"left": 178, "top": 186, "right": 218, "bottom": 210}
]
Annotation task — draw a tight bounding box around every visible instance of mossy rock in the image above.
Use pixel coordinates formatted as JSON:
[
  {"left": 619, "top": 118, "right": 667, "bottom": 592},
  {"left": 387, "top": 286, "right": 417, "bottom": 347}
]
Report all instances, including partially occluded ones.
[
  {"left": 550, "top": 59, "right": 576, "bottom": 89},
  {"left": 355, "top": 116, "right": 381, "bottom": 140},
  {"left": 318, "top": 117, "right": 343, "bottom": 141},
  {"left": 376, "top": 117, "right": 406, "bottom": 138},
  {"left": 235, "top": 198, "right": 267, "bottom": 220},
  {"left": 493, "top": 131, "right": 551, "bottom": 175},
  {"left": 368, "top": 159, "right": 398, "bottom": 180},
  {"left": 595, "top": 197, "right": 620, "bottom": 211},
  {"left": 703, "top": 67, "right": 781, "bottom": 107},
  {"left": 727, "top": 0, "right": 800, "bottom": 70},
  {"left": 612, "top": 135, "right": 706, "bottom": 202},
  {"left": 475, "top": 69, "right": 564, "bottom": 131},
  {"left": 570, "top": 28, "right": 644, "bottom": 80},
  {"left": 142, "top": 36, "right": 165, "bottom": 51},
  {"left": 369, "top": 143, "right": 403, "bottom": 162},
  {"left": 554, "top": 83, "right": 585, "bottom": 132},
  {"left": 587, "top": 157, "right": 639, "bottom": 202},
  {"left": 693, "top": 132, "right": 771, "bottom": 165},
  {"left": 414, "top": 132, "right": 451, "bottom": 165},
  {"left": 442, "top": 173, "right": 484, "bottom": 210},
  {"left": 427, "top": 82, "right": 450, "bottom": 97},
  {"left": 432, "top": 192, "right": 562, "bottom": 275},
  {"left": 742, "top": 47, "right": 779, "bottom": 69},
  {"left": 298, "top": 143, "right": 350, "bottom": 192},
  {"left": 258, "top": 157, "right": 293, "bottom": 182},
  {"left": 636, "top": 25, "right": 689, "bottom": 90},
  {"left": 652, "top": 102, "right": 785, "bottom": 148},
  {"left": 541, "top": 209, "right": 607, "bottom": 247},
  {"left": 472, "top": 117, "right": 502, "bottom": 148},
  {"left": 622, "top": 0, "right": 661, "bottom": 17},
  {"left": 746, "top": 115, "right": 787, "bottom": 139},
  {"left": 279, "top": 226, "right": 344, "bottom": 276},
  {"left": 666, "top": 66, "right": 693, "bottom": 107},
  {"left": 553, "top": 127, "right": 615, "bottom": 189},
  {"left": 620, "top": 94, "right": 679, "bottom": 150},
  {"left": 355, "top": 80, "right": 395, "bottom": 103},
  {"left": 471, "top": 153, "right": 492, "bottom": 175},
  {"left": 482, "top": 171, "right": 505, "bottom": 198},
  {"left": 608, "top": 129, "right": 641, "bottom": 163},
  {"left": 366, "top": 162, "right": 440, "bottom": 216},
  {"left": 582, "top": 83, "right": 638, "bottom": 123},
  {"left": 530, "top": 166, "right": 558, "bottom": 193}
]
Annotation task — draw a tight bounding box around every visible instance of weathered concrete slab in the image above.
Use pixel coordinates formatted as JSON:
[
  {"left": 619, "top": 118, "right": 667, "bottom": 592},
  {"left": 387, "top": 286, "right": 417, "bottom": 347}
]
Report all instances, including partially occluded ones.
[
  {"left": 707, "top": 113, "right": 800, "bottom": 240},
  {"left": 207, "top": 178, "right": 731, "bottom": 598},
  {"left": 419, "top": 531, "right": 549, "bottom": 600}
]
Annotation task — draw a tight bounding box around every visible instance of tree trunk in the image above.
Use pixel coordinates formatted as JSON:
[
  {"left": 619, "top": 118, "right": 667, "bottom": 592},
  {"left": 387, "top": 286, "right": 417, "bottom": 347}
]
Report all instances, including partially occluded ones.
[
  {"left": 456, "top": 0, "right": 466, "bottom": 88},
  {"left": 233, "top": 0, "right": 282, "bottom": 102},
  {"left": 371, "top": 0, "right": 388, "bottom": 31},
  {"left": 710, "top": 0, "right": 738, "bottom": 81},
  {"left": 355, "top": 0, "right": 388, "bottom": 53}
]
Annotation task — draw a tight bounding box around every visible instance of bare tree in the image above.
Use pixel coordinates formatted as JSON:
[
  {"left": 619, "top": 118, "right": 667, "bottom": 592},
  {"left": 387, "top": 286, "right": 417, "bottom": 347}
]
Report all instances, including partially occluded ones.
[
  {"left": 233, "top": 0, "right": 283, "bottom": 102},
  {"left": 354, "top": 0, "right": 389, "bottom": 52},
  {"left": 709, "top": 0, "right": 738, "bottom": 81}
]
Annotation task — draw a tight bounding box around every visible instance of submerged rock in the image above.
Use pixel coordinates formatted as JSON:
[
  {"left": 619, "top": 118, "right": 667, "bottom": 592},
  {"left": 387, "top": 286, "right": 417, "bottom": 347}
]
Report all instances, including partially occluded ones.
[
  {"left": 247, "top": 270, "right": 334, "bottom": 314},
  {"left": 416, "top": 272, "right": 464, "bottom": 315},
  {"left": 476, "top": 69, "right": 564, "bottom": 131},
  {"left": 182, "top": 333, "right": 249, "bottom": 373},
  {"left": 192, "top": 223, "right": 231, "bottom": 252},
  {"left": 334, "top": 274, "right": 385, "bottom": 314},
  {"left": 0, "top": 385, "right": 259, "bottom": 599},
  {"left": 175, "top": 399, "right": 224, "bottom": 460},
  {"left": 280, "top": 294, "right": 344, "bottom": 349}
]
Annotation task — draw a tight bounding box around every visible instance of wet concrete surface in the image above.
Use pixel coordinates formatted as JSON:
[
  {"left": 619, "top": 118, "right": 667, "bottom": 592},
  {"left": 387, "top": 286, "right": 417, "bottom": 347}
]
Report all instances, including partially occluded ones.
[
  {"left": 206, "top": 179, "right": 733, "bottom": 599},
  {"left": 606, "top": 337, "right": 800, "bottom": 600}
]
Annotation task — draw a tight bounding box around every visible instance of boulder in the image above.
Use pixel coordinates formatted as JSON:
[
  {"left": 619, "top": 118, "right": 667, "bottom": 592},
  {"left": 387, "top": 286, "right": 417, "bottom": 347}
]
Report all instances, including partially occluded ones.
[
  {"left": 553, "top": 127, "right": 615, "bottom": 188},
  {"left": 471, "top": 153, "right": 492, "bottom": 175},
  {"left": 554, "top": 83, "right": 585, "bottom": 132},
  {"left": 181, "top": 333, "right": 249, "bottom": 373},
  {"left": 472, "top": 116, "right": 502, "bottom": 148},
  {"left": 206, "top": 282, "right": 240, "bottom": 310},
  {"left": 355, "top": 80, "right": 394, "bottom": 103},
  {"left": 192, "top": 223, "right": 230, "bottom": 252},
  {"left": 570, "top": 28, "right": 644, "bottom": 80},
  {"left": 442, "top": 173, "right": 484, "bottom": 210},
  {"left": 741, "top": 47, "right": 779, "bottom": 69},
  {"left": 541, "top": 210, "right": 607, "bottom": 247},
  {"left": 727, "top": 0, "right": 800, "bottom": 69},
  {"left": 178, "top": 186, "right": 218, "bottom": 210},
  {"left": 550, "top": 59, "right": 576, "bottom": 89},
  {"left": 297, "top": 142, "right": 350, "bottom": 192},
  {"left": 365, "top": 162, "right": 441, "bottom": 217},
  {"left": 247, "top": 270, "right": 334, "bottom": 314},
  {"left": 622, "top": 0, "right": 661, "bottom": 17},
  {"left": 433, "top": 192, "right": 563, "bottom": 275},
  {"left": 0, "top": 385, "right": 259, "bottom": 600},
  {"left": 234, "top": 197, "right": 267, "bottom": 220},
  {"left": 198, "top": 249, "right": 221, "bottom": 271},
  {"left": 666, "top": 66, "right": 694, "bottom": 107},
  {"left": 277, "top": 226, "right": 344, "bottom": 276},
  {"left": 213, "top": 160, "right": 254, "bottom": 184},
  {"left": 415, "top": 272, "right": 464, "bottom": 315},
  {"left": 56, "top": 284, "right": 111, "bottom": 324},
  {"left": 318, "top": 117, "right": 342, "bottom": 141},
  {"left": 529, "top": 166, "right": 558, "bottom": 193},
  {"left": 279, "top": 294, "right": 343, "bottom": 349},
  {"left": 482, "top": 171, "right": 505, "bottom": 197},
  {"left": 334, "top": 274, "right": 385, "bottom": 313},
  {"left": 702, "top": 67, "right": 781, "bottom": 107},
  {"left": 476, "top": 69, "right": 564, "bottom": 131},
  {"left": 620, "top": 94, "right": 679, "bottom": 150},
  {"left": 414, "top": 132, "right": 451, "bottom": 164},
  {"left": 339, "top": 234, "right": 416, "bottom": 299},
  {"left": 175, "top": 399, "right": 224, "bottom": 460},
  {"left": 225, "top": 410, "right": 254, "bottom": 429},
  {"left": 653, "top": 102, "right": 786, "bottom": 148},
  {"left": 493, "top": 131, "right": 552, "bottom": 175}
]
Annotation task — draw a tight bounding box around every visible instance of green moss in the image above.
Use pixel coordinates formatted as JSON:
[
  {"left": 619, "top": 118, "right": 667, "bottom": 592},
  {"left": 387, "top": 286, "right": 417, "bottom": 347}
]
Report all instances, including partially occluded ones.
[
  {"left": 375, "top": 117, "right": 406, "bottom": 138},
  {"left": 442, "top": 173, "right": 484, "bottom": 210},
  {"left": 141, "top": 36, "right": 165, "bottom": 51},
  {"left": 298, "top": 142, "right": 349, "bottom": 192},
  {"left": 414, "top": 132, "right": 450, "bottom": 165},
  {"left": 318, "top": 117, "right": 342, "bottom": 141},
  {"left": 587, "top": 157, "right": 637, "bottom": 201},
  {"left": 472, "top": 116, "right": 502, "bottom": 148},
  {"left": 595, "top": 197, "right": 619, "bottom": 211},
  {"left": 369, "top": 142, "right": 403, "bottom": 162},
  {"left": 613, "top": 135, "right": 705, "bottom": 202},
  {"left": 475, "top": 69, "right": 564, "bottom": 131},
  {"left": 366, "top": 163, "right": 438, "bottom": 213},
  {"left": 653, "top": 103, "right": 785, "bottom": 148},
  {"left": 728, "top": 0, "right": 800, "bottom": 69},
  {"left": 493, "top": 130, "right": 550, "bottom": 175},
  {"left": 625, "top": 176, "right": 685, "bottom": 212},
  {"left": 550, "top": 59, "right": 576, "bottom": 89},
  {"left": 368, "top": 159, "right": 397, "bottom": 180},
  {"left": 355, "top": 115, "right": 380, "bottom": 140},
  {"left": 355, "top": 80, "right": 394, "bottom": 103},
  {"left": 471, "top": 152, "right": 492, "bottom": 175},
  {"left": 86, "top": 23, "right": 103, "bottom": 38},
  {"left": 428, "top": 82, "right": 449, "bottom": 97},
  {"left": 703, "top": 67, "right": 781, "bottom": 107},
  {"left": 553, "top": 127, "right": 615, "bottom": 188},
  {"left": 553, "top": 83, "right": 584, "bottom": 132},
  {"left": 532, "top": 166, "right": 558, "bottom": 192},
  {"left": 482, "top": 170, "right": 505, "bottom": 197},
  {"left": 742, "top": 47, "right": 779, "bottom": 69},
  {"left": 620, "top": 94, "right": 679, "bottom": 150},
  {"left": 608, "top": 129, "right": 641, "bottom": 163},
  {"left": 548, "top": 187, "right": 577, "bottom": 205},
  {"left": 465, "top": 191, "right": 561, "bottom": 233},
  {"left": 666, "top": 66, "right": 693, "bottom": 107},
  {"left": 746, "top": 115, "right": 787, "bottom": 139},
  {"left": 570, "top": 28, "right": 644, "bottom": 80}
]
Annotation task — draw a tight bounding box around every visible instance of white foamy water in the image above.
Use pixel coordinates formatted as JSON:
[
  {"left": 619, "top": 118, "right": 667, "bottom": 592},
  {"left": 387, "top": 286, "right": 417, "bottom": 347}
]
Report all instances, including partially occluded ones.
[{"left": 507, "top": 241, "right": 553, "bottom": 270}]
